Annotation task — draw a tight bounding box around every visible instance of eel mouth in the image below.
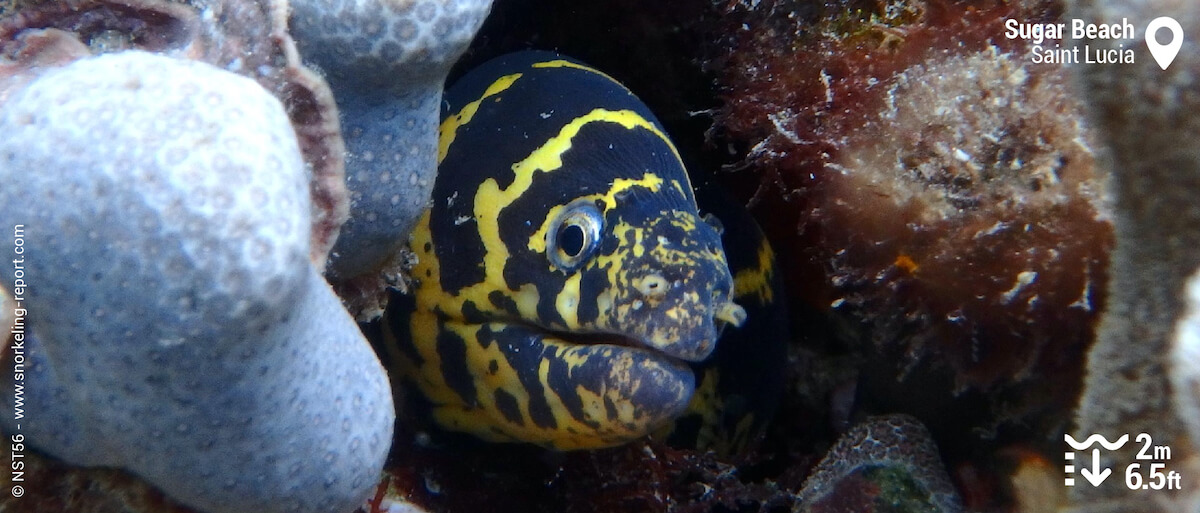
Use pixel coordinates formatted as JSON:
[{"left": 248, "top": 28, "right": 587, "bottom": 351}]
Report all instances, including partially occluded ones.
[
  {"left": 552, "top": 330, "right": 657, "bottom": 352},
  {"left": 524, "top": 297, "right": 745, "bottom": 363},
  {"left": 539, "top": 298, "right": 746, "bottom": 363},
  {"left": 546, "top": 327, "right": 712, "bottom": 364}
]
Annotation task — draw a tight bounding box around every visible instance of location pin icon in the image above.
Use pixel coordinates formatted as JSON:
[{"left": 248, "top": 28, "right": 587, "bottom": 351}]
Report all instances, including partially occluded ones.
[{"left": 1146, "top": 16, "right": 1184, "bottom": 70}]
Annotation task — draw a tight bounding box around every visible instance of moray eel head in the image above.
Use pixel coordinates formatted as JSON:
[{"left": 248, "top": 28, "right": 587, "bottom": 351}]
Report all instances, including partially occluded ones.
[{"left": 386, "top": 50, "right": 749, "bottom": 449}]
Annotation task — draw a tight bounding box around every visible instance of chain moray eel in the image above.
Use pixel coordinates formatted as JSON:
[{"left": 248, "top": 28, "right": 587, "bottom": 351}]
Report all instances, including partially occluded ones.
[{"left": 382, "top": 51, "right": 785, "bottom": 452}]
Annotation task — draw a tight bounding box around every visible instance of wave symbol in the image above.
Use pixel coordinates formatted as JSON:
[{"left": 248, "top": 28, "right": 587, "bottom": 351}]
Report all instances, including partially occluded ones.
[{"left": 1064, "top": 434, "right": 1129, "bottom": 451}]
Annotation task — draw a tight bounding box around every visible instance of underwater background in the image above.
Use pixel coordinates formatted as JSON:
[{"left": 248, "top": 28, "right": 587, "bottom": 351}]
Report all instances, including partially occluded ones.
[{"left": 1, "top": 0, "right": 1198, "bottom": 512}]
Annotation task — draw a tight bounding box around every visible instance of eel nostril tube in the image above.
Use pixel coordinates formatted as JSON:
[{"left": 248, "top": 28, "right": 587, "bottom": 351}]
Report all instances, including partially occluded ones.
[
  {"left": 716, "top": 301, "right": 747, "bottom": 328},
  {"left": 635, "top": 273, "right": 669, "bottom": 300}
]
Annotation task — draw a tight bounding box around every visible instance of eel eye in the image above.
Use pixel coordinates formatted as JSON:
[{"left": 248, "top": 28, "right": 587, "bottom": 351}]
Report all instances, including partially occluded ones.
[{"left": 547, "top": 199, "right": 604, "bottom": 271}]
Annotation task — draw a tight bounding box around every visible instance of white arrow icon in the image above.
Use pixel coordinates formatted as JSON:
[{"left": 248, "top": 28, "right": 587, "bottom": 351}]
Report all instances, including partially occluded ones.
[
  {"left": 1145, "top": 16, "right": 1184, "bottom": 70},
  {"left": 1080, "top": 448, "right": 1112, "bottom": 486}
]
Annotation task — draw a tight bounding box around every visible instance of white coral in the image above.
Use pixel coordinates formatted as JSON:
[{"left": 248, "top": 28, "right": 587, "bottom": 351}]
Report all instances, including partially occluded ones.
[{"left": 0, "top": 51, "right": 394, "bottom": 513}]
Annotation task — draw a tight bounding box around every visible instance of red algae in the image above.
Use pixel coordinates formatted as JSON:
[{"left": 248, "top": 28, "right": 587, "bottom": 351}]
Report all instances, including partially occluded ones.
[
  {"left": 710, "top": 0, "right": 1111, "bottom": 431},
  {"left": 381, "top": 428, "right": 798, "bottom": 513}
]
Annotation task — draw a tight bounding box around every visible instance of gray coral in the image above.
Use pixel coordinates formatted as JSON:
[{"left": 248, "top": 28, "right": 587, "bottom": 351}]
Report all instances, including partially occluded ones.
[
  {"left": 1069, "top": 0, "right": 1200, "bottom": 511},
  {"left": 0, "top": 51, "right": 393, "bottom": 513},
  {"left": 1173, "top": 271, "right": 1200, "bottom": 456},
  {"left": 289, "top": 0, "right": 493, "bottom": 284}
]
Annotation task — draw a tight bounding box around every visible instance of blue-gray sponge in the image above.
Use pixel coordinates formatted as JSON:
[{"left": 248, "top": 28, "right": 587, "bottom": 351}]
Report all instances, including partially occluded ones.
[
  {"left": 0, "top": 51, "right": 394, "bottom": 513},
  {"left": 289, "top": 0, "right": 493, "bottom": 280}
]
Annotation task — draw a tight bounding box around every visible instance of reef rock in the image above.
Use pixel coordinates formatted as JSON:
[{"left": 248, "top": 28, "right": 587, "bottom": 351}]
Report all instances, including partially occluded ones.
[
  {"left": 795, "top": 414, "right": 962, "bottom": 513},
  {"left": 1069, "top": 0, "right": 1200, "bottom": 510}
]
